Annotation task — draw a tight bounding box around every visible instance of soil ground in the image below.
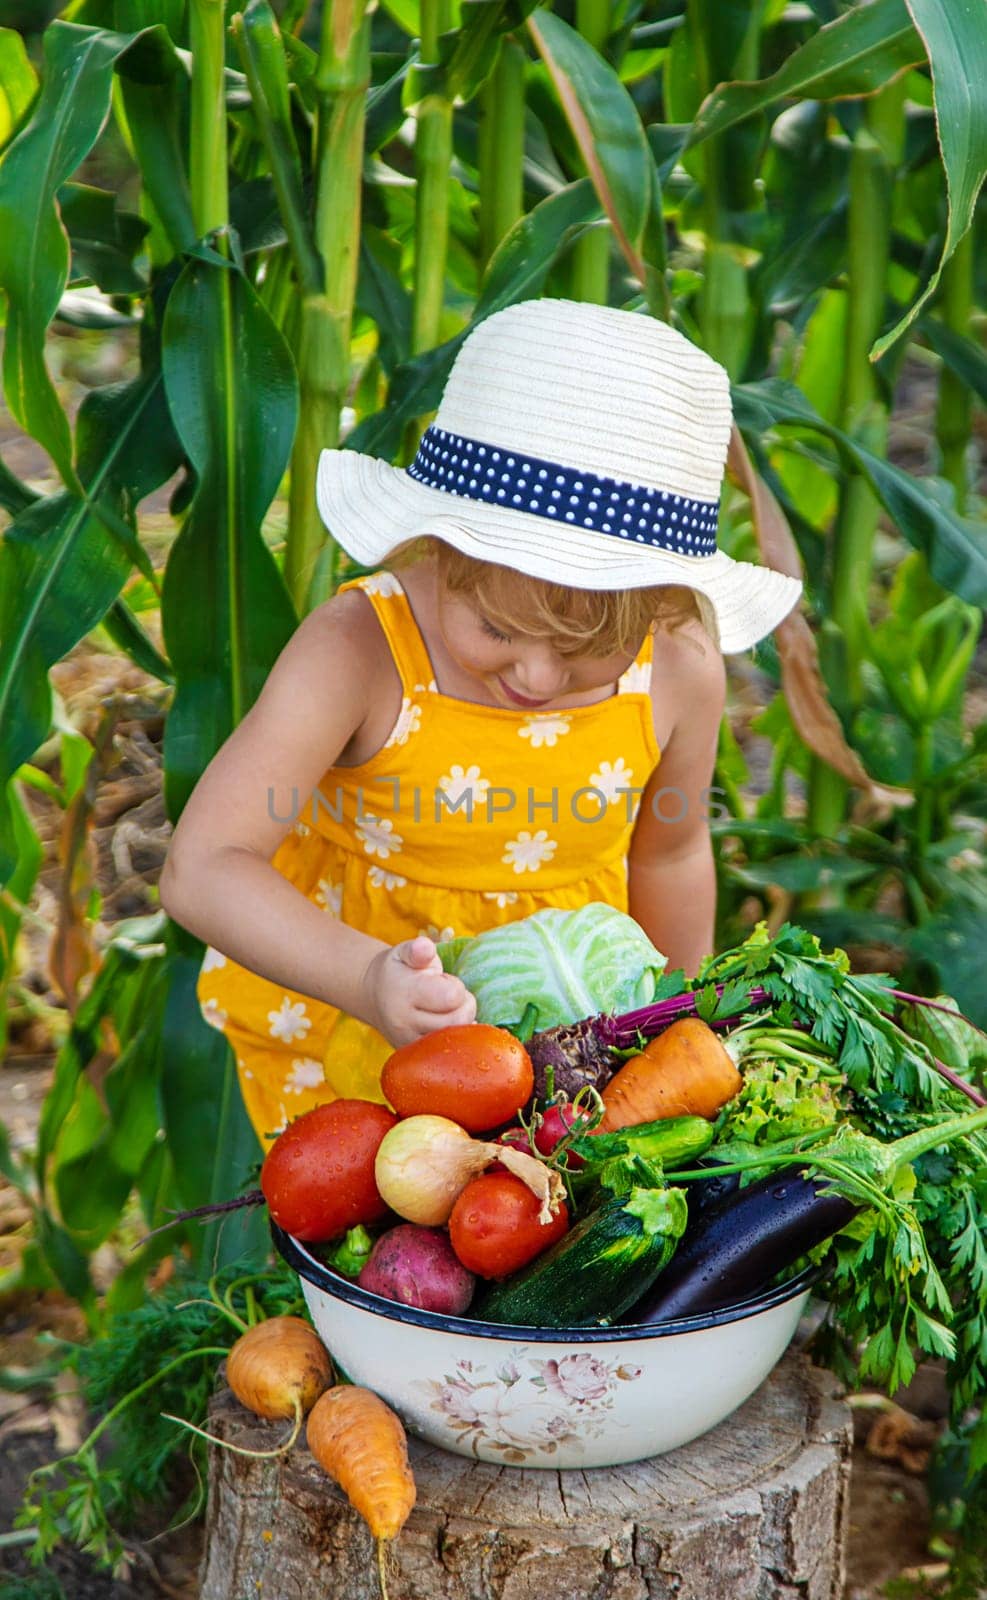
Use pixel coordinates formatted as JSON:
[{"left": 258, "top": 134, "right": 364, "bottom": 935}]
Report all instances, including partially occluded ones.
[{"left": 2, "top": 325, "right": 985, "bottom": 1598}]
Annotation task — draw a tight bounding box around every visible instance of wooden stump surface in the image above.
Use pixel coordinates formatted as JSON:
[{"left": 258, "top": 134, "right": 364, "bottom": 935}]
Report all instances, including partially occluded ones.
[{"left": 199, "top": 1350, "right": 851, "bottom": 1600}]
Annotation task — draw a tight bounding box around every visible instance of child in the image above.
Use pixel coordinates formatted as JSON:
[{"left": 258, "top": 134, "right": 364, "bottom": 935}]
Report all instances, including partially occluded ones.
[{"left": 160, "top": 298, "right": 801, "bottom": 1147}]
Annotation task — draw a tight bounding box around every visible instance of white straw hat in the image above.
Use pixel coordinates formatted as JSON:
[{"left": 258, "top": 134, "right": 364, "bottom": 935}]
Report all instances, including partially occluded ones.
[{"left": 316, "top": 299, "right": 802, "bottom": 653}]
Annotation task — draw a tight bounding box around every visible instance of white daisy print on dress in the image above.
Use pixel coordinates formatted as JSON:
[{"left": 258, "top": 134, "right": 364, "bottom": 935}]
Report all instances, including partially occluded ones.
[
  {"left": 285, "top": 1058, "right": 324, "bottom": 1095},
  {"left": 437, "top": 763, "right": 490, "bottom": 808},
  {"left": 420, "top": 923, "right": 456, "bottom": 944},
  {"left": 413, "top": 680, "right": 439, "bottom": 694},
  {"left": 368, "top": 865, "right": 408, "bottom": 890},
  {"left": 361, "top": 571, "right": 402, "bottom": 597},
  {"left": 201, "top": 946, "right": 227, "bottom": 973},
  {"left": 482, "top": 890, "right": 519, "bottom": 908},
  {"left": 236, "top": 1057, "right": 253, "bottom": 1081},
  {"left": 294, "top": 820, "right": 311, "bottom": 837},
  {"left": 618, "top": 661, "right": 651, "bottom": 695},
  {"left": 202, "top": 998, "right": 228, "bottom": 1032},
  {"left": 503, "top": 830, "right": 558, "bottom": 874},
  {"left": 518, "top": 714, "right": 571, "bottom": 749},
  {"left": 268, "top": 997, "right": 313, "bottom": 1044},
  {"left": 355, "top": 812, "right": 404, "bottom": 860},
  {"left": 590, "top": 757, "right": 635, "bottom": 804},
  {"left": 384, "top": 697, "right": 422, "bottom": 748},
  {"left": 315, "top": 878, "right": 343, "bottom": 916}
]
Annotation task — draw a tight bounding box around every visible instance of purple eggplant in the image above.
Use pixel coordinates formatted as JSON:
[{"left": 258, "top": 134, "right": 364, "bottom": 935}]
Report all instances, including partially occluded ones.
[
  {"left": 623, "top": 1104, "right": 987, "bottom": 1325},
  {"left": 622, "top": 1170, "right": 856, "bottom": 1323}
]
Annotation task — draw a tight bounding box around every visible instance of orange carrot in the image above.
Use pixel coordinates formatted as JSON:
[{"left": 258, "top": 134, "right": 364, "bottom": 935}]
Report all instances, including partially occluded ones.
[
  {"left": 307, "top": 1385, "right": 416, "bottom": 1598},
  {"left": 600, "top": 1016, "right": 742, "bottom": 1131}
]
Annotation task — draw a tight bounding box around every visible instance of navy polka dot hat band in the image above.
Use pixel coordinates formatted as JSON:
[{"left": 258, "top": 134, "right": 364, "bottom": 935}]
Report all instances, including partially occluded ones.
[
  {"left": 407, "top": 426, "right": 719, "bottom": 556},
  {"left": 315, "top": 299, "right": 803, "bottom": 653}
]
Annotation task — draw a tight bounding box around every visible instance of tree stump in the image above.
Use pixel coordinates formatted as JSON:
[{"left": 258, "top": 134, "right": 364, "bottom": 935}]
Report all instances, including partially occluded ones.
[{"left": 199, "top": 1350, "right": 851, "bottom": 1600}]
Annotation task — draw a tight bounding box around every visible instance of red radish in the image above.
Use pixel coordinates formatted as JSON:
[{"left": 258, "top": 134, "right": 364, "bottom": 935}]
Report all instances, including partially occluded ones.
[
  {"left": 497, "top": 1104, "right": 593, "bottom": 1169},
  {"left": 534, "top": 1103, "right": 593, "bottom": 1166}
]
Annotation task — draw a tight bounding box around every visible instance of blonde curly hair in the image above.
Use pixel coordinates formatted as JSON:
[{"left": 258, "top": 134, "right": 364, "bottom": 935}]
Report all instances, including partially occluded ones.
[{"left": 383, "top": 536, "right": 708, "bottom": 659}]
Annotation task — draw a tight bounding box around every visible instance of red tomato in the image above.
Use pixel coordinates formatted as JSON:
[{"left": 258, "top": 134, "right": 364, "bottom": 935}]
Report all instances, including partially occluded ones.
[
  {"left": 381, "top": 1024, "right": 534, "bottom": 1133},
  {"left": 448, "top": 1171, "right": 569, "bottom": 1278},
  {"left": 261, "top": 1099, "right": 397, "bottom": 1242}
]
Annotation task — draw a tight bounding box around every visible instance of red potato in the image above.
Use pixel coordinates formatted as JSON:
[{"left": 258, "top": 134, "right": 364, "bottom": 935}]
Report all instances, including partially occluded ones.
[
  {"left": 261, "top": 1100, "right": 398, "bottom": 1241},
  {"left": 358, "top": 1224, "right": 475, "bottom": 1315}
]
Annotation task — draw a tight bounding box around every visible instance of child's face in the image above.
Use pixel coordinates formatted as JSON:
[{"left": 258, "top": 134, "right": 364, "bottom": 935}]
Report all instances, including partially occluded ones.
[{"left": 437, "top": 589, "right": 639, "bottom": 710}]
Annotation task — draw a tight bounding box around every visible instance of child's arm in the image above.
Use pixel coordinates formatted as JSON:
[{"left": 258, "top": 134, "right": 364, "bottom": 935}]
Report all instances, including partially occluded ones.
[
  {"left": 627, "top": 625, "right": 726, "bottom": 977},
  {"left": 159, "top": 596, "right": 475, "bottom": 1045}
]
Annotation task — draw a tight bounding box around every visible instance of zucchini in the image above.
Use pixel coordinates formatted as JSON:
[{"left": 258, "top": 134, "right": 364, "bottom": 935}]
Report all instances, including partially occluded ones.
[{"left": 476, "top": 1178, "right": 688, "bottom": 1328}]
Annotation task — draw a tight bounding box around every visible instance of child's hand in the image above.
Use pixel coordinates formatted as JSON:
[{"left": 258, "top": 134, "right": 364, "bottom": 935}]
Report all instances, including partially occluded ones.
[{"left": 362, "top": 935, "right": 477, "bottom": 1046}]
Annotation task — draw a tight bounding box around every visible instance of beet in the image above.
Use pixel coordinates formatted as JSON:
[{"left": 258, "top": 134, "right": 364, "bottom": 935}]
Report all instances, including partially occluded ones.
[{"left": 526, "top": 1015, "right": 618, "bottom": 1101}]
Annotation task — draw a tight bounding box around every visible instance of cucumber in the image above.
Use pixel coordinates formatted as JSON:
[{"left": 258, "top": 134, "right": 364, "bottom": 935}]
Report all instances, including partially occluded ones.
[
  {"left": 475, "top": 1182, "right": 688, "bottom": 1328},
  {"left": 570, "top": 1114, "right": 714, "bottom": 1172}
]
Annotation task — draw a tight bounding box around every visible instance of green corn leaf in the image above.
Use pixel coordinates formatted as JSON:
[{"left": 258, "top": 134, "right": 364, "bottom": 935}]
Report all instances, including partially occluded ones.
[
  {"left": 734, "top": 378, "right": 987, "bottom": 606},
  {"left": 0, "top": 494, "right": 132, "bottom": 885},
  {"left": 527, "top": 8, "right": 651, "bottom": 282},
  {"left": 0, "top": 355, "right": 182, "bottom": 882},
  {"left": 160, "top": 246, "right": 298, "bottom": 819},
  {"left": 872, "top": 0, "right": 987, "bottom": 357},
  {"left": 0, "top": 452, "right": 39, "bottom": 516},
  {"left": 232, "top": 0, "right": 321, "bottom": 295},
  {"left": 0, "top": 25, "right": 38, "bottom": 146},
  {"left": 0, "top": 781, "right": 44, "bottom": 1056},
  {"left": 115, "top": 31, "right": 197, "bottom": 256},
  {"left": 160, "top": 949, "right": 268, "bottom": 1269},
  {"left": 58, "top": 181, "right": 150, "bottom": 294},
  {"left": 358, "top": 225, "right": 412, "bottom": 374},
  {"left": 0, "top": 21, "right": 170, "bottom": 484},
  {"left": 687, "top": 0, "right": 923, "bottom": 149},
  {"left": 920, "top": 314, "right": 987, "bottom": 406},
  {"left": 55, "top": 991, "right": 166, "bottom": 1247},
  {"left": 100, "top": 599, "right": 175, "bottom": 684},
  {"left": 477, "top": 177, "right": 601, "bottom": 315},
  {"left": 345, "top": 179, "right": 601, "bottom": 461},
  {"left": 36, "top": 941, "right": 153, "bottom": 1181}
]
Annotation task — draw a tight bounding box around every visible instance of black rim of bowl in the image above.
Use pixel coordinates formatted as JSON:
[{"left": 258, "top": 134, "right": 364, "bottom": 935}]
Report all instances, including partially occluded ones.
[{"left": 272, "top": 1223, "right": 819, "bottom": 1344}]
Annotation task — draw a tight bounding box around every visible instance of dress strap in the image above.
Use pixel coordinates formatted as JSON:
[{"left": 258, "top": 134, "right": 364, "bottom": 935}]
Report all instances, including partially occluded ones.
[
  {"left": 337, "top": 572, "right": 436, "bottom": 694},
  {"left": 617, "top": 624, "right": 654, "bottom": 696}
]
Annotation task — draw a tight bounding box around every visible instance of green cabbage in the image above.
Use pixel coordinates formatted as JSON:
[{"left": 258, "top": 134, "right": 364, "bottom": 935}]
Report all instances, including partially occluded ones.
[{"left": 438, "top": 903, "right": 667, "bottom": 1032}]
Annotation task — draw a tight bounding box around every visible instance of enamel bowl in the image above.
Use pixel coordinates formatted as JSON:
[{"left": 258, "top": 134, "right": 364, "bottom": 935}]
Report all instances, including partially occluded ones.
[{"left": 274, "top": 1225, "right": 815, "bottom": 1470}]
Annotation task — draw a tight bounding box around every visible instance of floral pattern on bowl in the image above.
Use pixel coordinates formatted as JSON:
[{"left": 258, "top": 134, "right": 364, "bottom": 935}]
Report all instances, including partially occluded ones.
[{"left": 413, "top": 1351, "right": 643, "bottom": 1464}]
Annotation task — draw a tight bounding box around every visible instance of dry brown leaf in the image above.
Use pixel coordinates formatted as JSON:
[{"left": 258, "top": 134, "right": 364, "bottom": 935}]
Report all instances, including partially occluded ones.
[{"left": 727, "top": 427, "right": 911, "bottom": 819}]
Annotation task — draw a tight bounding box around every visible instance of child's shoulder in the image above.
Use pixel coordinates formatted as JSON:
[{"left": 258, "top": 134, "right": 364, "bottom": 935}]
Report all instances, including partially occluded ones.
[
  {"left": 651, "top": 615, "right": 725, "bottom": 685},
  {"left": 649, "top": 616, "right": 725, "bottom": 736}
]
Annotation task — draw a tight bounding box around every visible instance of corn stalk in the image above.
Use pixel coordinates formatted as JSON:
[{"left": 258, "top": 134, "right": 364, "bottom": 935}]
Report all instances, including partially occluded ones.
[
  {"left": 412, "top": 0, "right": 453, "bottom": 354},
  {"left": 477, "top": 37, "right": 526, "bottom": 275},
  {"left": 934, "top": 229, "right": 974, "bottom": 511},
  {"left": 808, "top": 80, "right": 905, "bottom": 838},
  {"left": 287, "top": 0, "right": 371, "bottom": 609},
  {"left": 567, "top": 0, "right": 610, "bottom": 304}
]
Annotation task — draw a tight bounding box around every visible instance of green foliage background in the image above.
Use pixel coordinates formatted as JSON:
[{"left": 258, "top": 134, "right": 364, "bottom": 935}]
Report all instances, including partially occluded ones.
[{"left": 0, "top": 0, "right": 985, "bottom": 1582}]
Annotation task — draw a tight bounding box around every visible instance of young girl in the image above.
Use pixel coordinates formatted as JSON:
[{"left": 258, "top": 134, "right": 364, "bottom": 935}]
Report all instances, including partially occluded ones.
[{"left": 160, "top": 299, "right": 802, "bottom": 1147}]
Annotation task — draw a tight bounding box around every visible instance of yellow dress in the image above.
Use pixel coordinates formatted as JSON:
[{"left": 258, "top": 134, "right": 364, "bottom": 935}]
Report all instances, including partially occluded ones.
[{"left": 196, "top": 570, "right": 661, "bottom": 1146}]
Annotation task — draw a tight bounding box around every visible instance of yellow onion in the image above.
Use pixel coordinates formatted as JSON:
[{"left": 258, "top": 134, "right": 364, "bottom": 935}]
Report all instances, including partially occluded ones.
[{"left": 374, "top": 1115, "right": 565, "bottom": 1227}]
